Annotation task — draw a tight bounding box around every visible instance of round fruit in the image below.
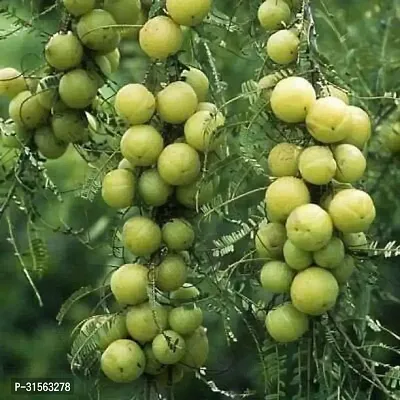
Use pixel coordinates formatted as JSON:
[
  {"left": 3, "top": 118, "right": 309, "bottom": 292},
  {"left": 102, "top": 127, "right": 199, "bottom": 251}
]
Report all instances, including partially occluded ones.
[
  {"left": 266, "top": 29, "right": 299, "bottom": 65},
  {"left": 171, "top": 284, "right": 200, "bottom": 301},
  {"left": 34, "top": 126, "right": 68, "bottom": 159},
  {"left": 100, "top": 339, "right": 145, "bottom": 383},
  {"left": 162, "top": 219, "right": 195, "bottom": 251},
  {"left": 283, "top": 239, "right": 312, "bottom": 270},
  {"left": 286, "top": 204, "right": 333, "bottom": 251},
  {"left": 313, "top": 237, "right": 345, "bottom": 269},
  {"left": 381, "top": 122, "right": 400, "bottom": 153},
  {"left": 63, "top": 0, "right": 95, "bottom": 16},
  {"left": 9, "top": 91, "right": 49, "bottom": 129},
  {"left": 101, "top": 169, "right": 135, "bottom": 209},
  {"left": 270, "top": 77, "right": 316, "bottom": 123},
  {"left": 259, "top": 73, "right": 280, "bottom": 97},
  {"left": 166, "top": 0, "right": 211, "bottom": 26},
  {"left": 181, "top": 67, "right": 209, "bottom": 102},
  {"left": 181, "top": 326, "right": 209, "bottom": 368},
  {"left": 138, "top": 169, "right": 173, "bottom": 206},
  {"left": 320, "top": 183, "right": 352, "bottom": 211},
  {"left": 103, "top": 0, "right": 141, "bottom": 25},
  {"left": 196, "top": 102, "right": 225, "bottom": 125},
  {"left": 118, "top": 158, "right": 134, "bottom": 171},
  {"left": 260, "top": 260, "right": 295, "bottom": 293},
  {"left": 328, "top": 189, "right": 376, "bottom": 233},
  {"left": 333, "top": 144, "right": 366, "bottom": 183},
  {"left": 265, "top": 177, "right": 311, "bottom": 222},
  {"left": 0, "top": 67, "right": 27, "bottom": 98},
  {"left": 157, "top": 143, "right": 201, "bottom": 186},
  {"left": 268, "top": 142, "right": 301, "bottom": 177},
  {"left": 155, "top": 255, "right": 188, "bottom": 292},
  {"left": 44, "top": 32, "right": 83, "bottom": 71},
  {"left": 298, "top": 146, "right": 337, "bottom": 185},
  {"left": 342, "top": 232, "right": 368, "bottom": 250},
  {"left": 176, "top": 177, "right": 214, "bottom": 208},
  {"left": 156, "top": 82, "right": 198, "bottom": 124},
  {"left": 331, "top": 255, "right": 356, "bottom": 284},
  {"left": 306, "top": 97, "right": 351, "bottom": 143},
  {"left": 152, "top": 330, "right": 186, "bottom": 365},
  {"left": 126, "top": 302, "right": 168, "bottom": 343},
  {"left": 122, "top": 216, "right": 162, "bottom": 256},
  {"left": 139, "top": 16, "right": 183, "bottom": 59},
  {"left": 120, "top": 125, "right": 164, "bottom": 167},
  {"left": 115, "top": 84, "right": 156, "bottom": 125},
  {"left": 77, "top": 9, "right": 120, "bottom": 53},
  {"left": 144, "top": 344, "right": 166, "bottom": 375},
  {"left": 105, "top": 48, "right": 120, "bottom": 73},
  {"left": 51, "top": 110, "right": 88, "bottom": 143},
  {"left": 168, "top": 304, "right": 203, "bottom": 336},
  {"left": 156, "top": 365, "right": 185, "bottom": 386},
  {"left": 338, "top": 106, "right": 371, "bottom": 149},
  {"left": 59, "top": 69, "right": 98, "bottom": 109},
  {"left": 255, "top": 221, "right": 287, "bottom": 259},
  {"left": 258, "top": 0, "right": 291, "bottom": 30},
  {"left": 322, "top": 85, "right": 349, "bottom": 104},
  {"left": 36, "top": 78, "right": 58, "bottom": 110},
  {"left": 94, "top": 314, "right": 129, "bottom": 350},
  {"left": 265, "top": 302, "right": 309, "bottom": 343},
  {"left": 110, "top": 263, "right": 148, "bottom": 305}
]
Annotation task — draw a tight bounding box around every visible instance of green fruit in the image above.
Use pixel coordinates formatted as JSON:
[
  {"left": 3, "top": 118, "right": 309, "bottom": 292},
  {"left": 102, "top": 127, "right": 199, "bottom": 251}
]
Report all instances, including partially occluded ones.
[
  {"left": 144, "top": 344, "right": 166, "bottom": 375},
  {"left": 126, "top": 302, "right": 169, "bottom": 343},
  {"left": 63, "top": 0, "right": 95, "bottom": 16},
  {"left": 175, "top": 177, "right": 214, "bottom": 208},
  {"left": 322, "top": 85, "right": 349, "bottom": 104},
  {"left": 105, "top": 48, "right": 121, "bottom": 73},
  {"left": 100, "top": 339, "right": 145, "bottom": 382},
  {"left": 138, "top": 169, "right": 173, "bottom": 206},
  {"left": 152, "top": 330, "right": 186, "bottom": 364},
  {"left": 290, "top": 267, "right": 339, "bottom": 315},
  {"left": 270, "top": 77, "right": 316, "bottom": 123},
  {"left": 268, "top": 142, "right": 301, "bottom": 177},
  {"left": 156, "top": 365, "right": 185, "bottom": 386},
  {"left": 36, "top": 77, "right": 58, "bottom": 111},
  {"left": 181, "top": 326, "right": 209, "bottom": 368},
  {"left": 298, "top": 146, "right": 337, "bottom": 185},
  {"left": 381, "top": 122, "right": 400, "bottom": 153},
  {"left": 1, "top": 124, "right": 30, "bottom": 149},
  {"left": 260, "top": 260, "right": 294, "bottom": 293},
  {"left": 333, "top": 144, "right": 367, "bottom": 183},
  {"left": 139, "top": 16, "right": 183, "bottom": 60},
  {"left": 265, "top": 177, "right": 311, "bottom": 222},
  {"left": 286, "top": 204, "right": 333, "bottom": 251},
  {"left": 110, "top": 263, "right": 148, "bottom": 305},
  {"left": 0, "top": 67, "right": 27, "bottom": 98},
  {"left": 156, "top": 82, "right": 198, "bottom": 124},
  {"left": 162, "top": 219, "right": 195, "bottom": 251},
  {"left": 266, "top": 29, "right": 299, "bottom": 65},
  {"left": 44, "top": 32, "right": 83, "bottom": 71},
  {"left": 331, "top": 255, "right": 356, "bottom": 284},
  {"left": 120, "top": 125, "right": 164, "bottom": 167},
  {"left": 258, "top": 0, "right": 291, "bottom": 30},
  {"left": 170, "top": 284, "right": 200, "bottom": 302},
  {"left": 168, "top": 305, "right": 203, "bottom": 336},
  {"left": 157, "top": 143, "right": 201, "bottom": 186},
  {"left": 265, "top": 302, "right": 309, "bottom": 343},
  {"left": 51, "top": 110, "right": 89, "bottom": 143},
  {"left": 122, "top": 216, "right": 162, "bottom": 256},
  {"left": 166, "top": 0, "right": 211, "bottom": 26},
  {"left": 115, "top": 84, "right": 156, "bottom": 125},
  {"left": 255, "top": 221, "right": 287, "bottom": 259},
  {"left": 338, "top": 106, "right": 371, "bottom": 149},
  {"left": 328, "top": 189, "right": 376, "bottom": 233},
  {"left": 313, "top": 237, "right": 345, "bottom": 269},
  {"left": 283, "top": 239, "right": 312, "bottom": 270},
  {"left": 103, "top": 0, "right": 141, "bottom": 25},
  {"left": 101, "top": 169, "right": 135, "bottom": 209},
  {"left": 181, "top": 67, "right": 209, "bottom": 102},
  {"left": 155, "top": 255, "right": 188, "bottom": 292},
  {"left": 342, "top": 232, "right": 368, "bottom": 251},
  {"left": 34, "top": 126, "right": 68, "bottom": 159}
]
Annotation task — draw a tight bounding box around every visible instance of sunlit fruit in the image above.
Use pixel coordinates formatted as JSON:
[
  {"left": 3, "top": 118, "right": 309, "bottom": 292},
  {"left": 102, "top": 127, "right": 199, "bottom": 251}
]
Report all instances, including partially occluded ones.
[
  {"left": 283, "top": 239, "right": 312, "bottom": 270},
  {"left": 331, "top": 255, "right": 356, "bottom": 284},
  {"left": 255, "top": 221, "right": 287, "bottom": 259},
  {"left": 126, "top": 302, "right": 168, "bottom": 343},
  {"left": 152, "top": 330, "right": 186, "bottom": 365},
  {"left": 265, "top": 177, "right": 311, "bottom": 222},
  {"left": 196, "top": 102, "right": 225, "bottom": 125},
  {"left": 139, "top": 16, "right": 183, "bottom": 59},
  {"left": 162, "top": 219, "right": 195, "bottom": 251},
  {"left": 34, "top": 126, "right": 68, "bottom": 159},
  {"left": 0, "top": 67, "right": 27, "bottom": 98},
  {"left": 101, "top": 169, "right": 135, "bottom": 209},
  {"left": 51, "top": 110, "right": 88, "bottom": 143},
  {"left": 298, "top": 146, "right": 337, "bottom": 185},
  {"left": 63, "top": 0, "right": 95, "bottom": 16},
  {"left": 181, "top": 326, "right": 209, "bottom": 368},
  {"left": 181, "top": 67, "right": 209, "bottom": 102},
  {"left": 156, "top": 82, "right": 198, "bottom": 124},
  {"left": 45, "top": 32, "right": 83, "bottom": 71},
  {"left": 286, "top": 204, "right": 333, "bottom": 251},
  {"left": 266, "top": 29, "right": 299, "bottom": 65},
  {"left": 144, "top": 344, "right": 166, "bottom": 375},
  {"left": 171, "top": 284, "right": 200, "bottom": 301},
  {"left": 268, "top": 142, "right": 301, "bottom": 177},
  {"left": 265, "top": 302, "right": 309, "bottom": 343},
  {"left": 320, "top": 182, "right": 352, "bottom": 211},
  {"left": 260, "top": 260, "right": 295, "bottom": 293},
  {"left": 290, "top": 267, "right": 339, "bottom": 315},
  {"left": 338, "top": 106, "right": 372, "bottom": 149},
  {"left": 322, "top": 85, "right": 349, "bottom": 104},
  {"left": 138, "top": 169, "right": 173, "bottom": 206},
  {"left": 157, "top": 143, "right": 201, "bottom": 186},
  {"left": 306, "top": 97, "right": 351, "bottom": 143},
  {"left": 176, "top": 177, "right": 215, "bottom": 208},
  {"left": 77, "top": 9, "right": 120, "bottom": 53},
  {"left": 328, "top": 189, "right": 376, "bottom": 233},
  {"left": 258, "top": 0, "right": 291, "bottom": 30},
  {"left": 313, "top": 237, "right": 345, "bottom": 269},
  {"left": 100, "top": 339, "right": 145, "bottom": 382},
  {"left": 155, "top": 255, "right": 188, "bottom": 292},
  {"left": 380, "top": 122, "right": 400, "bottom": 153},
  {"left": 166, "top": 0, "right": 211, "bottom": 26},
  {"left": 122, "top": 216, "right": 162, "bottom": 256},
  {"left": 342, "top": 232, "right": 368, "bottom": 250},
  {"left": 333, "top": 144, "right": 366, "bottom": 183},
  {"left": 270, "top": 77, "right": 316, "bottom": 123},
  {"left": 118, "top": 158, "right": 134, "bottom": 170},
  {"left": 110, "top": 263, "right": 148, "bottom": 305},
  {"left": 115, "top": 84, "right": 156, "bottom": 125},
  {"left": 103, "top": 0, "right": 141, "bottom": 25}
]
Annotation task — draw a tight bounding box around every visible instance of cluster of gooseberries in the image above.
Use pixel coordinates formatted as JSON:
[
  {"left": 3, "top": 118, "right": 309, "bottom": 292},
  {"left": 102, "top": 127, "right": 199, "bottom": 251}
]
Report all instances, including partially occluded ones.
[{"left": 254, "top": 74, "right": 374, "bottom": 343}]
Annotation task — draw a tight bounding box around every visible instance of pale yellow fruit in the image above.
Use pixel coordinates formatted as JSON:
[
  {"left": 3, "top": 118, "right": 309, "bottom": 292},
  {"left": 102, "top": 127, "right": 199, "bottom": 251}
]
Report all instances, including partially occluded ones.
[
  {"left": 115, "top": 84, "right": 156, "bottom": 125},
  {"left": 333, "top": 144, "right": 366, "bottom": 183},
  {"left": 118, "top": 158, "right": 134, "bottom": 170},
  {"left": 328, "top": 189, "right": 376, "bottom": 233},
  {"left": 196, "top": 102, "right": 225, "bottom": 125},
  {"left": 258, "top": 0, "right": 291, "bottom": 30},
  {"left": 260, "top": 260, "right": 295, "bottom": 293},
  {"left": 306, "top": 97, "right": 351, "bottom": 143},
  {"left": 268, "top": 142, "right": 301, "bottom": 177},
  {"left": 381, "top": 122, "right": 400, "bottom": 153},
  {"left": 255, "top": 222, "right": 287, "bottom": 259},
  {"left": 338, "top": 106, "right": 372, "bottom": 149},
  {"left": 259, "top": 74, "right": 280, "bottom": 102},
  {"left": 181, "top": 326, "right": 209, "bottom": 368},
  {"left": 152, "top": 330, "right": 186, "bottom": 364},
  {"left": 139, "top": 16, "right": 183, "bottom": 59},
  {"left": 286, "top": 204, "right": 333, "bottom": 251},
  {"left": 265, "top": 177, "right": 311, "bottom": 222},
  {"left": 342, "top": 232, "right": 368, "bottom": 251},
  {"left": 283, "top": 239, "right": 312, "bottom": 270},
  {"left": 101, "top": 169, "right": 135, "bottom": 209},
  {"left": 322, "top": 85, "right": 349, "bottom": 104},
  {"left": 320, "top": 182, "right": 352, "bottom": 211},
  {"left": 290, "top": 267, "right": 339, "bottom": 315},
  {"left": 162, "top": 219, "right": 195, "bottom": 251},
  {"left": 182, "top": 67, "right": 209, "bottom": 102},
  {"left": 138, "top": 169, "right": 173, "bottom": 206},
  {"left": 155, "top": 255, "right": 188, "bottom": 292},
  {"left": 298, "top": 146, "right": 337, "bottom": 185},
  {"left": 0, "top": 67, "right": 27, "bottom": 98},
  {"left": 166, "top": 0, "right": 211, "bottom": 26},
  {"left": 270, "top": 77, "right": 316, "bottom": 123},
  {"left": 313, "top": 237, "right": 345, "bottom": 269},
  {"left": 331, "top": 255, "right": 356, "bottom": 284},
  {"left": 266, "top": 29, "right": 300, "bottom": 65}
]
